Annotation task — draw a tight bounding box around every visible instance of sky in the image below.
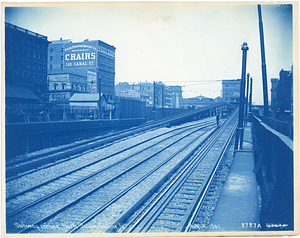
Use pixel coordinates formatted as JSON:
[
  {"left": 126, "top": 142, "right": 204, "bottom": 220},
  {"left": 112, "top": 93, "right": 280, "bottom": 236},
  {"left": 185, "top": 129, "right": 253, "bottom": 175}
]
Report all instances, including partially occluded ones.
[{"left": 4, "top": 2, "right": 294, "bottom": 105}]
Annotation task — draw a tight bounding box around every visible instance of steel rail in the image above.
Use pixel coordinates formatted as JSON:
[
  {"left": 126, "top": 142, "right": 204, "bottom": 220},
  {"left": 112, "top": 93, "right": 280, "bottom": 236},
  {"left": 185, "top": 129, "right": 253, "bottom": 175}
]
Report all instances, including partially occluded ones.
[
  {"left": 14, "top": 123, "right": 215, "bottom": 234},
  {"left": 126, "top": 111, "right": 238, "bottom": 233},
  {"left": 104, "top": 111, "right": 237, "bottom": 233},
  {"left": 6, "top": 120, "right": 215, "bottom": 202},
  {"left": 183, "top": 119, "right": 238, "bottom": 232},
  {"left": 7, "top": 121, "right": 214, "bottom": 219}
]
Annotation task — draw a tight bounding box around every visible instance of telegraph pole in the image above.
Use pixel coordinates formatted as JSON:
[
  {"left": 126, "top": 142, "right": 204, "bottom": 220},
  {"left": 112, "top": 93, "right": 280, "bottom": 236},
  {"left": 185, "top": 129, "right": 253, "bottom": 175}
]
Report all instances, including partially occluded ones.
[
  {"left": 249, "top": 77, "right": 253, "bottom": 113},
  {"left": 258, "top": 4, "right": 269, "bottom": 117},
  {"left": 235, "top": 42, "right": 249, "bottom": 150},
  {"left": 245, "top": 73, "right": 250, "bottom": 121}
]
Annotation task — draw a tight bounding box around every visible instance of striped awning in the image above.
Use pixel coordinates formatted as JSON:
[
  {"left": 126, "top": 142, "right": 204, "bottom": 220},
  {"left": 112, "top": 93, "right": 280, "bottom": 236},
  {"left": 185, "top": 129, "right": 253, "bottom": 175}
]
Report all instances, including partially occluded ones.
[{"left": 6, "top": 85, "right": 39, "bottom": 100}]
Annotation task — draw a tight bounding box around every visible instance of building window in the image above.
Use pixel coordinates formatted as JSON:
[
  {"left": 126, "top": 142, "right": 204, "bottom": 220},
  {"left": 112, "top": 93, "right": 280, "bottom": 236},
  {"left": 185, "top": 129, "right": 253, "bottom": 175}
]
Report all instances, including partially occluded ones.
[
  {"left": 61, "top": 55, "right": 64, "bottom": 61},
  {"left": 50, "top": 65, "right": 52, "bottom": 70},
  {"left": 61, "top": 48, "right": 64, "bottom": 52},
  {"left": 61, "top": 64, "right": 63, "bottom": 69},
  {"left": 50, "top": 48, "right": 53, "bottom": 53},
  {"left": 50, "top": 56, "right": 53, "bottom": 61}
]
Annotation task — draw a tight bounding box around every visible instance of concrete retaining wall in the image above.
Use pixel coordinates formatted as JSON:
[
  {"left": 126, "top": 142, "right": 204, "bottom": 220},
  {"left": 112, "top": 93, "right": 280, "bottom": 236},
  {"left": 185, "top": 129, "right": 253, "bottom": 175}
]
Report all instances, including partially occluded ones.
[
  {"left": 252, "top": 115, "right": 294, "bottom": 231},
  {"left": 6, "top": 118, "right": 145, "bottom": 159}
]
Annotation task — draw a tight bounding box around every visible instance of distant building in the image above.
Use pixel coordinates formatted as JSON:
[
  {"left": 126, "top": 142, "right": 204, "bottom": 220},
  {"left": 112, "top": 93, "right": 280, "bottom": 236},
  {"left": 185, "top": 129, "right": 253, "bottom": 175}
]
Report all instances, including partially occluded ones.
[
  {"left": 115, "top": 81, "right": 182, "bottom": 108},
  {"left": 271, "top": 78, "right": 280, "bottom": 111},
  {"left": 47, "top": 38, "right": 116, "bottom": 103},
  {"left": 221, "top": 79, "right": 240, "bottom": 103},
  {"left": 5, "top": 22, "right": 50, "bottom": 103},
  {"left": 271, "top": 67, "right": 293, "bottom": 122},
  {"left": 180, "top": 95, "right": 215, "bottom": 108},
  {"left": 170, "top": 86, "right": 183, "bottom": 108},
  {"left": 214, "top": 96, "right": 225, "bottom": 103}
]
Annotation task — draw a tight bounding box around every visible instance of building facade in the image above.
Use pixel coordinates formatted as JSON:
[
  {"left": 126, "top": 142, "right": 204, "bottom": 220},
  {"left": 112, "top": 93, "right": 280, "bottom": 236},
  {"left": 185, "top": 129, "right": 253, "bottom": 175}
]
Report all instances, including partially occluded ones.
[
  {"left": 115, "top": 81, "right": 182, "bottom": 108},
  {"left": 180, "top": 95, "right": 214, "bottom": 108},
  {"left": 5, "top": 22, "right": 50, "bottom": 102},
  {"left": 271, "top": 67, "right": 293, "bottom": 122},
  {"left": 47, "top": 38, "right": 116, "bottom": 103},
  {"left": 170, "top": 86, "right": 183, "bottom": 108},
  {"left": 221, "top": 79, "right": 240, "bottom": 103},
  {"left": 271, "top": 78, "right": 280, "bottom": 112},
  {"left": 48, "top": 73, "right": 88, "bottom": 103}
]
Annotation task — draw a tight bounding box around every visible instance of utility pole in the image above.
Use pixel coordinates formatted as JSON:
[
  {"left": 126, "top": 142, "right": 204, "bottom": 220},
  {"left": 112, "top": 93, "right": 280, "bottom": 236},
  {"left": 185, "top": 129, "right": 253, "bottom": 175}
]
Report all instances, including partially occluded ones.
[
  {"left": 235, "top": 42, "right": 249, "bottom": 150},
  {"left": 97, "top": 69, "right": 102, "bottom": 120},
  {"left": 245, "top": 73, "right": 250, "bottom": 121},
  {"left": 258, "top": 4, "right": 269, "bottom": 117},
  {"left": 249, "top": 77, "right": 253, "bottom": 113}
]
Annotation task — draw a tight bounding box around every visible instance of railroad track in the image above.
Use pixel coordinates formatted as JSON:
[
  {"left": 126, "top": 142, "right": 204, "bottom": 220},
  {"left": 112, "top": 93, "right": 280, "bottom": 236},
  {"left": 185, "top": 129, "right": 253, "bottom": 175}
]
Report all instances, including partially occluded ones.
[
  {"left": 104, "top": 110, "right": 238, "bottom": 233},
  {"left": 6, "top": 118, "right": 215, "bottom": 198},
  {"left": 6, "top": 117, "right": 219, "bottom": 233}
]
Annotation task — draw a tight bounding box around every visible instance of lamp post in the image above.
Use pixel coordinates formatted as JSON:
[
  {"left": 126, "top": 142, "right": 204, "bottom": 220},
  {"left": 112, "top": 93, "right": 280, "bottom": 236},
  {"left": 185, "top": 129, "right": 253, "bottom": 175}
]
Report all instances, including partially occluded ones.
[{"left": 235, "top": 42, "right": 249, "bottom": 150}]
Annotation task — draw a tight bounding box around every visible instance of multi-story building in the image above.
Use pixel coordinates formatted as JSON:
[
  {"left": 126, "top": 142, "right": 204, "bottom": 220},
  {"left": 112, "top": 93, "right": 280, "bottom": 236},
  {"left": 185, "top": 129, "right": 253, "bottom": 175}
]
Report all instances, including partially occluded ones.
[
  {"left": 169, "top": 86, "right": 183, "bottom": 108},
  {"left": 47, "top": 38, "right": 116, "bottom": 103},
  {"left": 5, "top": 22, "right": 50, "bottom": 103},
  {"left": 180, "top": 95, "right": 214, "bottom": 108},
  {"left": 271, "top": 67, "right": 293, "bottom": 121},
  {"left": 271, "top": 78, "right": 280, "bottom": 111},
  {"left": 48, "top": 73, "right": 88, "bottom": 103},
  {"left": 221, "top": 79, "right": 240, "bottom": 103},
  {"left": 115, "top": 81, "right": 182, "bottom": 108}
]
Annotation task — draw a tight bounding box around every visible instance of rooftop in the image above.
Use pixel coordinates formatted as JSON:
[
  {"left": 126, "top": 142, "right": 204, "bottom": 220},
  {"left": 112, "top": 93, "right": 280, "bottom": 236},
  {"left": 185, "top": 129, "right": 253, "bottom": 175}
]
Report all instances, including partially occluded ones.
[{"left": 5, "top": 22, "right": 48, "bottom": 41}]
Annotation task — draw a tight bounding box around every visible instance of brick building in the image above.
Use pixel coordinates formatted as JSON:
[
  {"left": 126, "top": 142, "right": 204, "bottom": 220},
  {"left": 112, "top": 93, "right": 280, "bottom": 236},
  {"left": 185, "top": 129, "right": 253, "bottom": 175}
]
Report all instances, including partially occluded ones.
[
  {"left": 221, "top": 79, "right": 240, "bottom": 103},
  {"left": 5, "top": 22, "right": 50, "bottom": 122},
  {"left": 5, "top": 22, "right": 50, "bottom": 102},
  {"left": 271, "top": 67, "right": 293, "bottom": 122},
  {"left": 47, "top": 38, "right": 116, "bottom": 104}
]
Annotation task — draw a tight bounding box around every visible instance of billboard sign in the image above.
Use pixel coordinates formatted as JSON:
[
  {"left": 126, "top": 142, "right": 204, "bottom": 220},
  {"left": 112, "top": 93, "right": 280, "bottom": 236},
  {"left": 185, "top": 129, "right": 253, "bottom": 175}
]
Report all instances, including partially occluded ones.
[{"left": 64, "top": 42, "right": 97, "bottom": 69}]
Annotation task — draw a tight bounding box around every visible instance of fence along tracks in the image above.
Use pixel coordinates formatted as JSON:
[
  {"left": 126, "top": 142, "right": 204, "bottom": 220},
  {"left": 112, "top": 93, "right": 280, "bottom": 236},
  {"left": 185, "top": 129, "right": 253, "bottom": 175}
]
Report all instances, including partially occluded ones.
[
  {"left": 6, "top": 118, "right": 217, "bottom": 233},
  {"left": 6, "top": 105, "right": 220, "bottom": 179}
]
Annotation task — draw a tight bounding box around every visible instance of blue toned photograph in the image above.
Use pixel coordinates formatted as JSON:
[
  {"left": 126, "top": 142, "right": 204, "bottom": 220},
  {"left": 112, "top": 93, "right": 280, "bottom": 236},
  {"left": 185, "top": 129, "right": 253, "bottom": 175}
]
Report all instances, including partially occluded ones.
[{"left": 2, "top": 1, "right": 297, "bottom": 236}]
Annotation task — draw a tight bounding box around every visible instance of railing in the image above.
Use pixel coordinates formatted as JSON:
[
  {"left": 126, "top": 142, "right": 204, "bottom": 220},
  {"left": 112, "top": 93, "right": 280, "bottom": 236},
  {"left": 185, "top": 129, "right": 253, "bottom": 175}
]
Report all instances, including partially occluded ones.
[
  {"left": 252, "top": 115, "right": 294, "bottom": 231},
  {"left": 255, "top": 114, "right": 293, "bottom": 140}
]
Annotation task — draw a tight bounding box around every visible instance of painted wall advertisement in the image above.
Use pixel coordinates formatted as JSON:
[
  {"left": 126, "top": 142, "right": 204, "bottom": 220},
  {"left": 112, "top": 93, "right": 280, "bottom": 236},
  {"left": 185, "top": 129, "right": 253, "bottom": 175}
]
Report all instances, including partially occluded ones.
[{"left": 64, "top": 42, "right": 97, "bottom": 69}]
